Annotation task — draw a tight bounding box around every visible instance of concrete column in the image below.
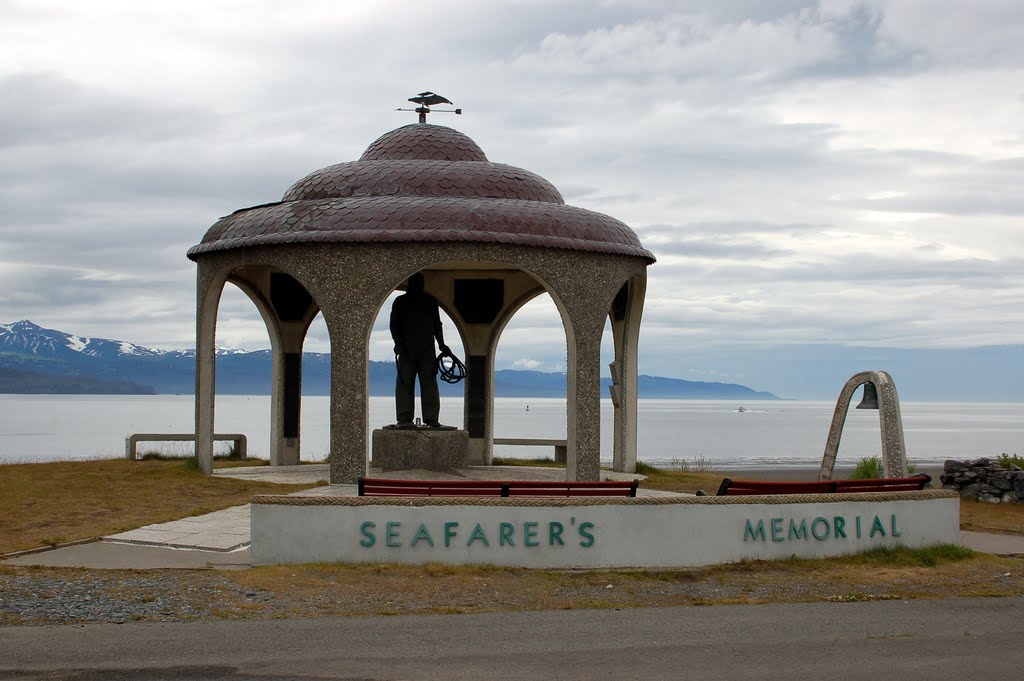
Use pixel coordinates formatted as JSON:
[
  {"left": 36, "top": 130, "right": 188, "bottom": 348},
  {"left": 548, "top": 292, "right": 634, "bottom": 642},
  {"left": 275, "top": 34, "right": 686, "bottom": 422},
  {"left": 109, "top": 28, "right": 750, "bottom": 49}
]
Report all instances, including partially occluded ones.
[
  {"left": 610, "top": 275, "right": 645, "bottom": 473},
  {"left": 269, "top": 322, "right": 307, "bottom": 466},
  {"left": 464, "top": 354, "right": 491, "bottom": 464},
  {"left": 326, "top": 309, "right": 371, "bottom": 484},
  {"left": 566, "top": 318, "right": 603, "bottom": 482},
  {"left": 194, "top": 271, "right": 221, "bottom": 475}
]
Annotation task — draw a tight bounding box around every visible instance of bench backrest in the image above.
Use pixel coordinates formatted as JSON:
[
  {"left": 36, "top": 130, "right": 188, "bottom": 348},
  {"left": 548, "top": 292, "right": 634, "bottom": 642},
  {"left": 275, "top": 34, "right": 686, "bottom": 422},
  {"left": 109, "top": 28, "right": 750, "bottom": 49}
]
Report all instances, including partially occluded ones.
[
  {"left": 716, "top": 479, "right": 836, "bottom": 496},
  {"left": 832, "top": 474, "right": 931, "bottom": 493},
  {"left": 358, "top": 477, "right": 639, "bottom": 498},
  {"left": 717, "top": 474, "right": 931, "bottom": 496}
]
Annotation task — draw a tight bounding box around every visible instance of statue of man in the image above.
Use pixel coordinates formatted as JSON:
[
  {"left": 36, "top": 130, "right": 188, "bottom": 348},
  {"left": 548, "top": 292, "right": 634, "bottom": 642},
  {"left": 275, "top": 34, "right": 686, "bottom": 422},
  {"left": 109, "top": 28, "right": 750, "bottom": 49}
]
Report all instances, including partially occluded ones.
[{"left": 389, "top": 273, "right": 450, "bottom": 428}]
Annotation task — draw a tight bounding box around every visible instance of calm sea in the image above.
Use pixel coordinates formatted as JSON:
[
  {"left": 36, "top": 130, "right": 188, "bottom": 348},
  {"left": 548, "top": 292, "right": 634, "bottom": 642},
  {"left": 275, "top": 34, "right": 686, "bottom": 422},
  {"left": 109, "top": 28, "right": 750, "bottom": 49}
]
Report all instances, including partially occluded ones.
[{"left": 1, "top": 395, "right": 1020, "bottom": 468}]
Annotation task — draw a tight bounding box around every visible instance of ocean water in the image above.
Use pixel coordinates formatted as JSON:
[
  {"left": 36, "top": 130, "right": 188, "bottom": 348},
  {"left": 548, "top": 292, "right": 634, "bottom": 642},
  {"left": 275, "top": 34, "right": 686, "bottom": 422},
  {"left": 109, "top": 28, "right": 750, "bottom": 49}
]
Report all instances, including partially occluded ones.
[{"left": 0, "top": 395, "right": 1020, "bottom": 468}]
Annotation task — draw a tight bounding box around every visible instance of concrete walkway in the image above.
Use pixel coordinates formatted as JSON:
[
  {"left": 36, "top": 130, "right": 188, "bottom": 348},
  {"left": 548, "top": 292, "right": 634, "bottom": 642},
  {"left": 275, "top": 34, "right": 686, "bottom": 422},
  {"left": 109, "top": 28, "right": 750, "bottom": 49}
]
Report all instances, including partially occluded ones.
[{"left": 4, "top": 465, "right": 1023, "bottom": 569}]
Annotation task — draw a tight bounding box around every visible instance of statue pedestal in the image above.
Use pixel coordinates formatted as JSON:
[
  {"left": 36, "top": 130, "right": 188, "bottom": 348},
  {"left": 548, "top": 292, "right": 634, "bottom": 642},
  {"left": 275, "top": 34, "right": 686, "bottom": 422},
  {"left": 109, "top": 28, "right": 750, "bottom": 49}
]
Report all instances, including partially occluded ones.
[{"left": 371, "top": 428, "right": 470, "bottom": 471}]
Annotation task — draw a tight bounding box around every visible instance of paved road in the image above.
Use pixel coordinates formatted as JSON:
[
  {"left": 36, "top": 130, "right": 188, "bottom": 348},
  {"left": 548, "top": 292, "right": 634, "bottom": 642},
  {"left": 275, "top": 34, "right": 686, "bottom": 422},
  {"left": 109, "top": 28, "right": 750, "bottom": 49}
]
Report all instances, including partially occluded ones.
[{"left": 2, "top": 597, "right": 1022, "bottom": 680}]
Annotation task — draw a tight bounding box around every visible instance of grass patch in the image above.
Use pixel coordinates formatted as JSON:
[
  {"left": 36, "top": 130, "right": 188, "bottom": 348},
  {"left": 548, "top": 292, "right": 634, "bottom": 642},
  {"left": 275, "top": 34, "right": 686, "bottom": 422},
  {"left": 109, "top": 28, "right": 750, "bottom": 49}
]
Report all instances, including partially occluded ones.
[
  {"left": 0, "top": 458, "right": 320, "bottom": 554},
  {"left": 491, "top": 456, "right": 563, "bottom": 468},
  {"left": 851, "top": 456, "right": 916, "bottom": 478},
  {"left": 138, "top": 452, "right": 270, "bottom": 469},
  {"left": 997, "top": 453, "right": 1024, "bottom": 470},
  {"left": 784, "top": 544, "right": 975, "bottom": 568},
  {"left": 629, "top": 463, "right": 723, "bottom": 495}
]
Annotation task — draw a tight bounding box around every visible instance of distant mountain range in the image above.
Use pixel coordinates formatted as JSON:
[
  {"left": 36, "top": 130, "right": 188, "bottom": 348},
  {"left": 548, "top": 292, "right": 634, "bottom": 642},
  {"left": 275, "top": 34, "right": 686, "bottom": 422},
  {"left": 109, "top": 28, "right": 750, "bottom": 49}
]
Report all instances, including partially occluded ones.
[{"left": 0, "top": 320, "right": 779, "bottom": 400}]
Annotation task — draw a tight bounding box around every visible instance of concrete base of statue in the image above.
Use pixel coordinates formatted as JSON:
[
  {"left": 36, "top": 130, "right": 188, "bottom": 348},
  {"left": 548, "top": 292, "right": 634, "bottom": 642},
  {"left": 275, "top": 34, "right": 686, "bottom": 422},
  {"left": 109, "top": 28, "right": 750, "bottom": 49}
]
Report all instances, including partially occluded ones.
[{"left": 371, "top": 428, "right": 470, "bottom": 471}]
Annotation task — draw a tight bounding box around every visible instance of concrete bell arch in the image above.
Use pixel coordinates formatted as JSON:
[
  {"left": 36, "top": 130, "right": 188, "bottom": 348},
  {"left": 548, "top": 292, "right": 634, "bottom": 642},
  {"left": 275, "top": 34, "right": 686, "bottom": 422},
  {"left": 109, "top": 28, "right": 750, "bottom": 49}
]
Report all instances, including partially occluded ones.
[{"left": 817, "top": 370, "right": 908, "bottom": 480}]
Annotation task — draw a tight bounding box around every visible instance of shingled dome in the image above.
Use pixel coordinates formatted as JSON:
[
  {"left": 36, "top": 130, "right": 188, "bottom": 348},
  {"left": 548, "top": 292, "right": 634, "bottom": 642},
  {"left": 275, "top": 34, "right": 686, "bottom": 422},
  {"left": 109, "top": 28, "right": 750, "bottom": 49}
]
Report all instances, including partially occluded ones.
[
  {"left": 189, "top": 119, "right": 653, "bottom": 487},
  {"left": 187, "top": 124, "right": 654, "bottom": 261}
]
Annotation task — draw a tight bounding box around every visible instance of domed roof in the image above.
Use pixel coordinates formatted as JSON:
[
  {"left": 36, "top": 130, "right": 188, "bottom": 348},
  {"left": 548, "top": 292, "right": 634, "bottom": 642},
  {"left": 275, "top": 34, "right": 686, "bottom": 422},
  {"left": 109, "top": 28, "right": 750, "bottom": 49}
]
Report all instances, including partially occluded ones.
[
  {"left": 188, "top": 124, "right": 654, "bottom": 261},
  {"left": 360, "top": 124, "right": 487, "bottom": 162}
]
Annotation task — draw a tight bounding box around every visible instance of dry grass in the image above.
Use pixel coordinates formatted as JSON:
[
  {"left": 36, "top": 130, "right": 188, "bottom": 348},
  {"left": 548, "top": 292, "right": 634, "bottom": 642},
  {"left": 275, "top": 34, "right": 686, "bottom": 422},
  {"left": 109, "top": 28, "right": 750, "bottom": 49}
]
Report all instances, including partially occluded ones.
[
  {"left": 632, "top": 467, "right": 722, "bottom": 494},
  {"left": 202, "top": 548, "right": 1024, "bottom": 618},
  {"left": 0, "top": 458, "right": 318, "bottom": 554},
  {"left": 960, "top": 499, "right": 1024, "bottom": 536}
]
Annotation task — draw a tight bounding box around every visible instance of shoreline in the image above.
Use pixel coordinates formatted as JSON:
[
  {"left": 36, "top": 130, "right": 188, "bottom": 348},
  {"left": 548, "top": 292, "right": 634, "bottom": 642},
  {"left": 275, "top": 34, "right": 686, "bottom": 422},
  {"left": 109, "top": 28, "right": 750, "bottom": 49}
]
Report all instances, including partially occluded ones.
[
  {"left": 699, "top": 463, "right": 944, "bottom": 482},
  {"left": 0, "top": 456, "right": 946, "bottom": 484}
]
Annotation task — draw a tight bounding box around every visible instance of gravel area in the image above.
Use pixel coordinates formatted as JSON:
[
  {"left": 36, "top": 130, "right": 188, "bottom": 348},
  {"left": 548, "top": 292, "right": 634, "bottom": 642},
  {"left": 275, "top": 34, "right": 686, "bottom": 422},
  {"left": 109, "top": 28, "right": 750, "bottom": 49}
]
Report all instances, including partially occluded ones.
[
  {"left": 3, "top": 557, "right": 1022, "bottom": 626},
  {"left": 0, "top": 570, "right": 255, "bottom": 625}
]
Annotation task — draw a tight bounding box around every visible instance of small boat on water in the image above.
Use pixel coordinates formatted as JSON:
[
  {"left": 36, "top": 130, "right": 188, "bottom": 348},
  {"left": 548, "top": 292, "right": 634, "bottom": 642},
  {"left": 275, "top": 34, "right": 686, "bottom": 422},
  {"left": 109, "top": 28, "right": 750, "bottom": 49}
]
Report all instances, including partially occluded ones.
[{"left": 737, "top": 406, "right": 747, "bottom": 413}]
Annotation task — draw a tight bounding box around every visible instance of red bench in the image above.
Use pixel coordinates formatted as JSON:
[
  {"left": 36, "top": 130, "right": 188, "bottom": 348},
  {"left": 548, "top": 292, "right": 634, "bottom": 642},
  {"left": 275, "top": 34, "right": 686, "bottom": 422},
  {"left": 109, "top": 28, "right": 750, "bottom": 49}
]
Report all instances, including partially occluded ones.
[
  {"left": 832, "top": 476, "right": 933, "bottom": 493},
  {"left": 716, "top": 474, "right": 931, "bottom": 496},
  {"left": 357, "top": 477, "right": 639, "bottom": 498}
]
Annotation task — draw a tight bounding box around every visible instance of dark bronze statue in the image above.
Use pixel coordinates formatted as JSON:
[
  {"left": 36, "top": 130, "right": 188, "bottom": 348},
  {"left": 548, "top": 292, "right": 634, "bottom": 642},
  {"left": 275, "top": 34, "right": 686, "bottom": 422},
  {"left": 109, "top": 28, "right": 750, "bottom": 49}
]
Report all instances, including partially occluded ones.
[{"left": 389, "top": 273, "right": 451, "bottom": 429}]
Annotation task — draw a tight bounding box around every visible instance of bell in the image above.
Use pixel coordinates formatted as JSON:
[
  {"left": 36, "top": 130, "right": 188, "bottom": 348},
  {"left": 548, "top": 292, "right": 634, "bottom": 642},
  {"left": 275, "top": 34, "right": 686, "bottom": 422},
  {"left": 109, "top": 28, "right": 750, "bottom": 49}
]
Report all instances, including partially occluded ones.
[{"left": 856, "top": 382, "right": 879, "bottom": 410}]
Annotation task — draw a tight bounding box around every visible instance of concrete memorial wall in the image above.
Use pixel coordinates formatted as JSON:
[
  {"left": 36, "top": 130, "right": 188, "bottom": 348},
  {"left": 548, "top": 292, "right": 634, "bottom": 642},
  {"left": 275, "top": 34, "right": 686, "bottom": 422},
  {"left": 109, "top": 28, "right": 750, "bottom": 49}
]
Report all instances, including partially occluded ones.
[{"left": 250, "top": 492, "right": 960, "bottom": 568}]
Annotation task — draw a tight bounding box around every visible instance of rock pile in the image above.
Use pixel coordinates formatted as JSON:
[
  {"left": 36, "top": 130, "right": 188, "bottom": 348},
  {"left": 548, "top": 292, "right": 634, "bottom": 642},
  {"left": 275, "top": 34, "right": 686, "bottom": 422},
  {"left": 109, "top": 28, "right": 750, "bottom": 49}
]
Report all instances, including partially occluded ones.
[{"left": 941, "top": 458, "right": 1024, "bottom": 504}]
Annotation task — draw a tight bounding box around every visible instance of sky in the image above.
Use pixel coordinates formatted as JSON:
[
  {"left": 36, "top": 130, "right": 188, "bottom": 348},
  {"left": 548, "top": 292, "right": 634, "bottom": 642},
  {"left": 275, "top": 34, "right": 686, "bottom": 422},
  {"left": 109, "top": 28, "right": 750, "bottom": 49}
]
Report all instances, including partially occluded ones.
[{"left": 1, "top": 0, "right": 1022, "bottom": 400}]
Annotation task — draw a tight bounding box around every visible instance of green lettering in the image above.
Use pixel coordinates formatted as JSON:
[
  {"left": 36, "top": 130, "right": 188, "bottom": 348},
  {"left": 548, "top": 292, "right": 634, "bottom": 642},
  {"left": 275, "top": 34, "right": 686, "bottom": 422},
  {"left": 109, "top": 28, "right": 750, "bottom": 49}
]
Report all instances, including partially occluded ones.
[
  {"left": 411, "top": 523, "right": 434, "bottom": 547},
  {"left": 870, "top": 515, "right": 886, "bottom": 538},
  {"left": 499, "top": 522, "right": 515, "bottom": 546},
  {"left": 385, "top": 522, "right": 401, "bottom": 547},
  {"left": 444, "top": 521, "right": 459, "bottom": 547},
  {"left": 811, "top": 517, "right": 830, "bottom": 541},
  {"left": 833, "top": 516, "right": 847, "bottom": 539},
  {"left": 744, "top": 519, "right": 766, "bottom": 542},
  {"left": 890, "top": 514, "right": 902, "bottom": 537},
  {"left": 856, "top": 516, "right": 862, "bottom": 538},
  {"left": 524, "top": 521, "right": 539, "bottom": 547},
  {"left": 788, "top": 518, "right": 808, "bottom": 541},
  {"left": 578, "top": 521, "right": 595, "bottom": 548},
  {"left": 549, "top": 522, "right": 565, "bottom": 546},
  {"left": 771, "top": 517, "right": 784, "bottom": 542},
  {"left": 359, "top": 521, "right": 376, "bottom": 547},
  {"left": 467, "top": 523, "right": 489, "bottom": 547}
]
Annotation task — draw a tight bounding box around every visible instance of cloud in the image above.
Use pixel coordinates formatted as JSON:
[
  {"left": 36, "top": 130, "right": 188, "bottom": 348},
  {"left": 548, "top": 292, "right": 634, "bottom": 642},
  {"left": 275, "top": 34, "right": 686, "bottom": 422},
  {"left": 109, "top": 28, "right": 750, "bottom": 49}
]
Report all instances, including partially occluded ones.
[
  {"left": 0, "top": 0, "right": 1022, "bottom": 399},
  {"left": 512, "top": 358, "right": 544, "bottom": 370}
]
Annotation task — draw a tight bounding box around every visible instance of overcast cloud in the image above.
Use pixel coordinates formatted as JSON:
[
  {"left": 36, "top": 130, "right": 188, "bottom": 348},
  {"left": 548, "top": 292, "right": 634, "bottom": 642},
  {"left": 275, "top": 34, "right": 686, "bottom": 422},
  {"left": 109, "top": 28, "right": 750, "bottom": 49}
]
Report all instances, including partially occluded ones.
[{"left": 1, "top": 0, "right": 1022, "bottom": 399}]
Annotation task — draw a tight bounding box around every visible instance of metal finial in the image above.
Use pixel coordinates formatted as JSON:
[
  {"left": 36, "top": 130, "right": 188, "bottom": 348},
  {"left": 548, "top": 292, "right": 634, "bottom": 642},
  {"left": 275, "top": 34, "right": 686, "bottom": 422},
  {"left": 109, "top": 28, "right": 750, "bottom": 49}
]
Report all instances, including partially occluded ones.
[{"left": 396, "top": 91, "right": 462, "bottom": 123}]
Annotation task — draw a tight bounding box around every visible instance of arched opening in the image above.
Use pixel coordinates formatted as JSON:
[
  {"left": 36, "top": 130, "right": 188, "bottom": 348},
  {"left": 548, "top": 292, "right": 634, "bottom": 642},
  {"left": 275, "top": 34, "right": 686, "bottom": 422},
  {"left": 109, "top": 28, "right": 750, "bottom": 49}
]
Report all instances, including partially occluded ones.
[
  {"left": 194, "top": 264, "right": 321, "bottom": 471},
  {"left": 492, "top": 293, "right": 568, "bottom": 464},
  {"left": 366, "top": 279, "right": 467, "bottom": 433}
]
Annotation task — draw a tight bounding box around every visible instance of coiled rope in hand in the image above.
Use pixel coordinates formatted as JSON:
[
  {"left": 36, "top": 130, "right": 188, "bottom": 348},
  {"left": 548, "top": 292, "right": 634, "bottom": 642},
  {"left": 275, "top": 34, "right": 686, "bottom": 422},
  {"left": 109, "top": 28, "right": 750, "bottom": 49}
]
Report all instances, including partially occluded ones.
[{"left": 436, "top": 349, "right": 467, "bottom": 384}]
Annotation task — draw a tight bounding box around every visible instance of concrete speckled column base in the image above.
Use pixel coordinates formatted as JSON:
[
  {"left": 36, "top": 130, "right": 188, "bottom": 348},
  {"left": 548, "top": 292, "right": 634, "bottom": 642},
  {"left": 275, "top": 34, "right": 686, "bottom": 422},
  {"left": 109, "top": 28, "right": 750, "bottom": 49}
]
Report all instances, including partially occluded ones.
[{"left": 372, "top": 429, "right": 470, "bottom": 471}]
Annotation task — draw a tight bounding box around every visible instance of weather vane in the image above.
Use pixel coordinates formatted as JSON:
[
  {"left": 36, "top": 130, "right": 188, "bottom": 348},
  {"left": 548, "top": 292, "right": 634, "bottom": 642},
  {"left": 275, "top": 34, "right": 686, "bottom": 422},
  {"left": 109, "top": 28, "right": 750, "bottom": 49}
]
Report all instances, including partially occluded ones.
[{"left": 397, "top": 92, "right": 462, "bottom": 124}]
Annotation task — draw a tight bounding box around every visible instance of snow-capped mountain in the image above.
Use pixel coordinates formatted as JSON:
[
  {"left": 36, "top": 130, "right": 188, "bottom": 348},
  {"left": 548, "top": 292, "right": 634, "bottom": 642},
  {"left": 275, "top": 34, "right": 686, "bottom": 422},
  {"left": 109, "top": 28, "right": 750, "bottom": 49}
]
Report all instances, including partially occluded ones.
[
  {"left": 0, "top": 320, "right": 166, "bottom": 359},
  {"left": 0, "top": 320, "right": 366, "bottom": 395},
  {"left": 0, "top": 320, "right": 779, "bottom": 399}
]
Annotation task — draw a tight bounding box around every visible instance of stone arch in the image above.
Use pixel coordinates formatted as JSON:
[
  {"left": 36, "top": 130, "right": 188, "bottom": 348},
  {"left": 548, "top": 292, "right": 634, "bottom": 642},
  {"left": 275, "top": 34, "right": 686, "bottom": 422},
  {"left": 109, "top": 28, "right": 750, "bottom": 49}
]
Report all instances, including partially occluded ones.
[{"left": 818, "top": 370, "right": 908, "bottom": 480}]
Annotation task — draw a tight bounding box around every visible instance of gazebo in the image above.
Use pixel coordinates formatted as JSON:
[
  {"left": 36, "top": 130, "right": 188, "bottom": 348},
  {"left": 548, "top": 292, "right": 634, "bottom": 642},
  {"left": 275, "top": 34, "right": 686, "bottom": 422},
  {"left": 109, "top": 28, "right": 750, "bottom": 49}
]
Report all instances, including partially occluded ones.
[{"left": 187, "top": 120, "right": 655, "bottom": 484}]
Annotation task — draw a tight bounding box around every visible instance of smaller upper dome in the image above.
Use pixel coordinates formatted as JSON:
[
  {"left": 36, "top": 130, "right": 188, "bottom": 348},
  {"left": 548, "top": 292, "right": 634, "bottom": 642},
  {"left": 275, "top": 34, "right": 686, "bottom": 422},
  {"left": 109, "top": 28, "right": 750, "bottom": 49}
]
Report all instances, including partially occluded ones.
[{"left": 360, "top": 124, "right": 487, "bottom": 162}]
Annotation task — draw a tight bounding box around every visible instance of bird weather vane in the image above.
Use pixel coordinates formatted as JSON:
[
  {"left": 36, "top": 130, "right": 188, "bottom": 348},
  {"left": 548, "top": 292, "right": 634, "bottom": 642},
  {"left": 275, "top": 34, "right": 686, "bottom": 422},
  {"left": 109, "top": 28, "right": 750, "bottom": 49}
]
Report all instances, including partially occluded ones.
[{"left": 397, "top": 92, "right": 462, "bottom": 123}]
